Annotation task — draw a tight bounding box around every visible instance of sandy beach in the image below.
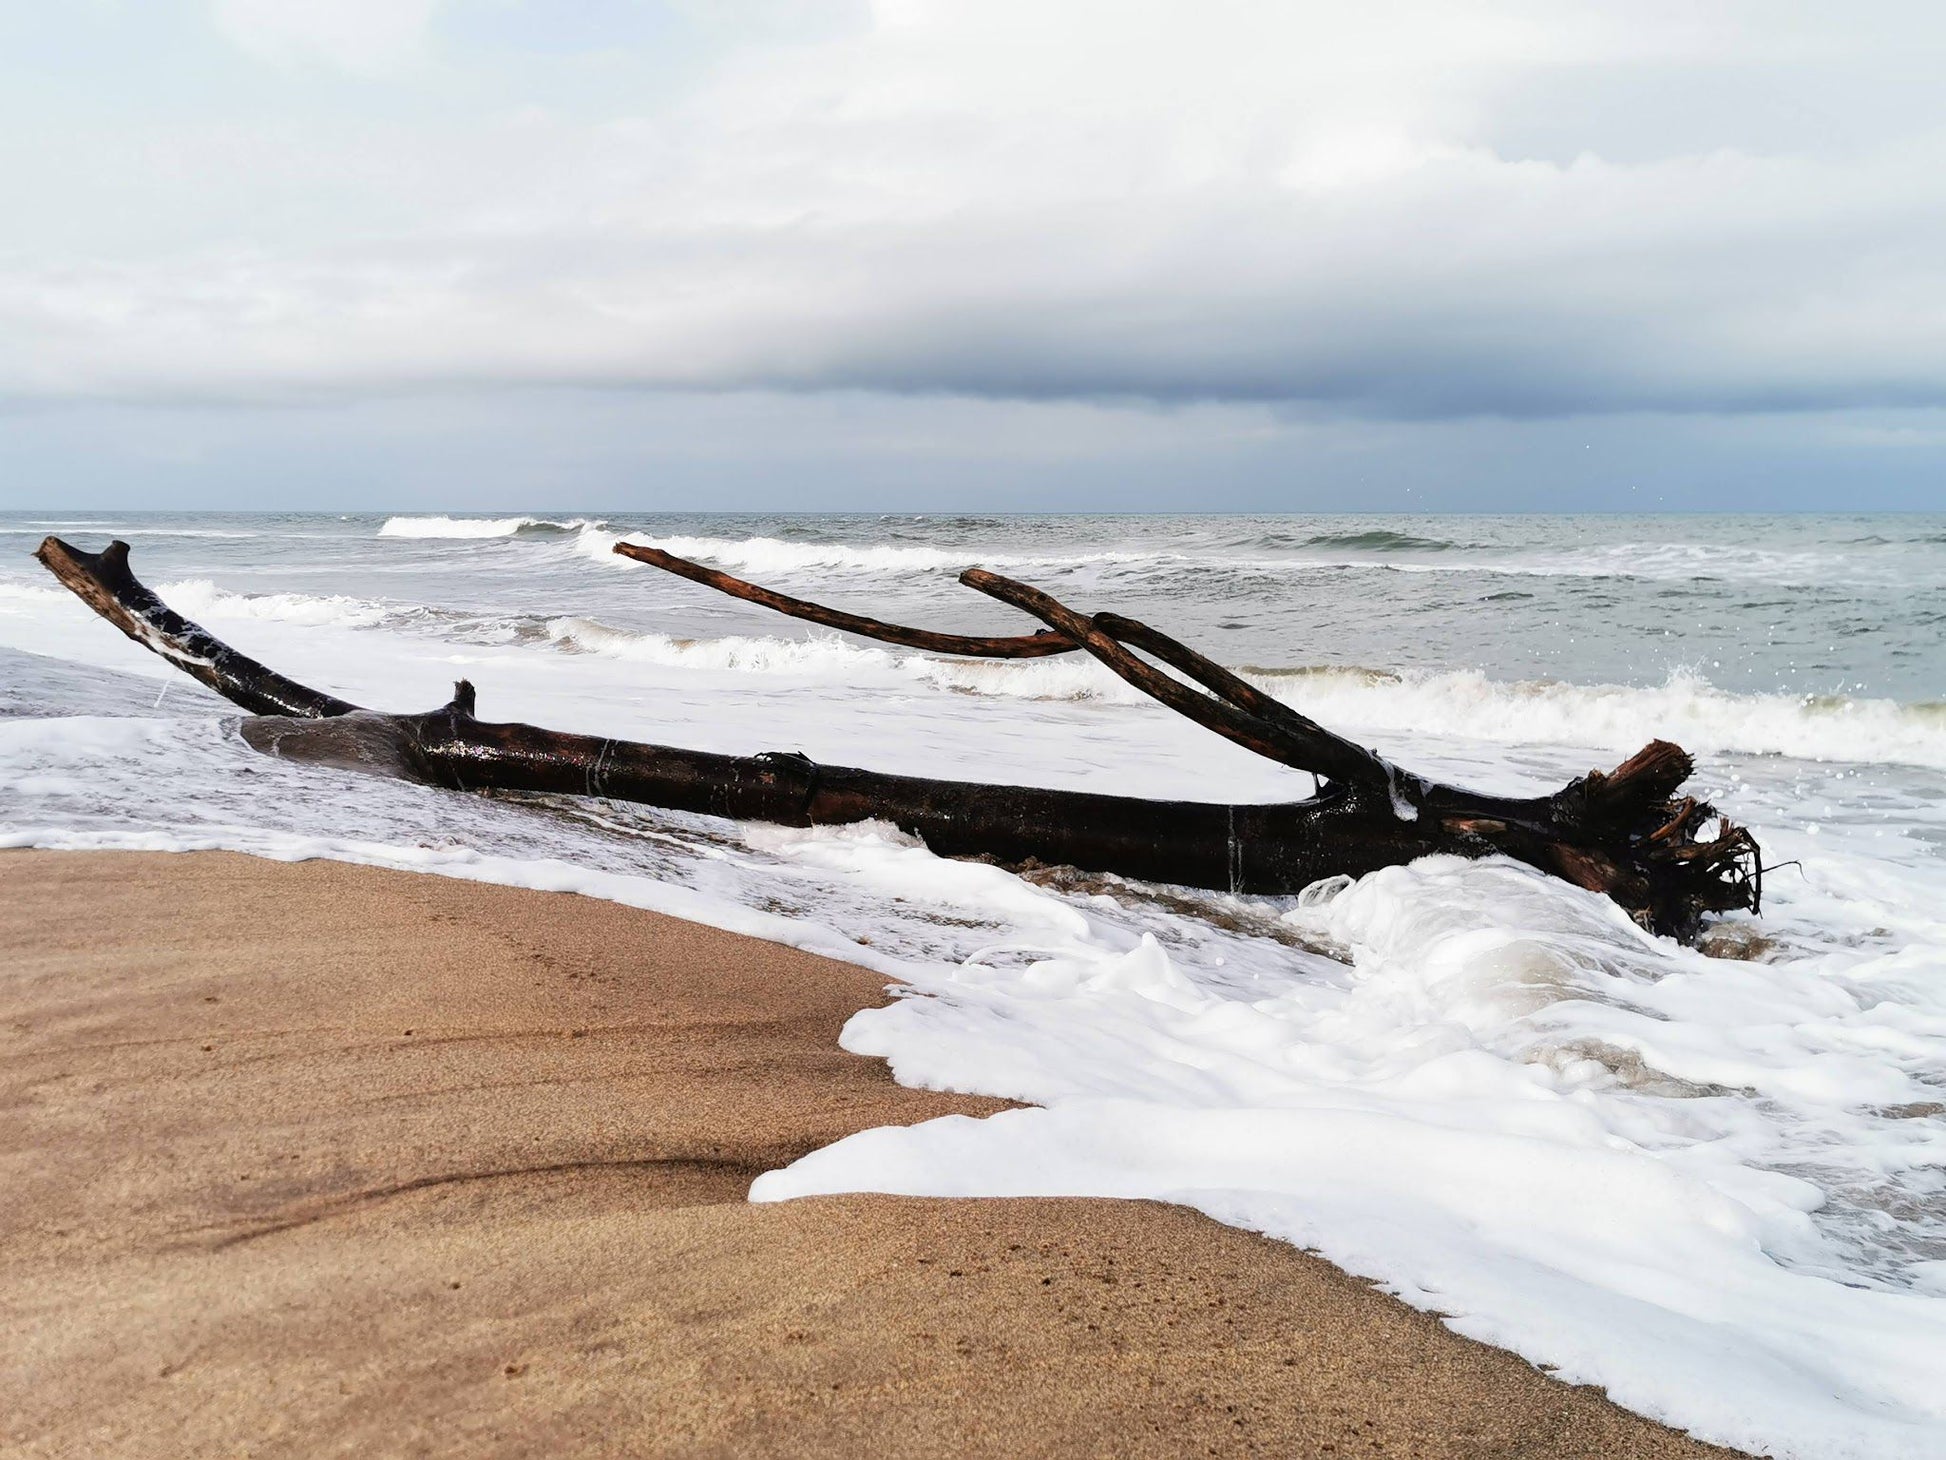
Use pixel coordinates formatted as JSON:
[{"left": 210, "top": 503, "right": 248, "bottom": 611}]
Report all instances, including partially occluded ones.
[{"left": 2, "top": 848, "right": 1747, "bottom": 1458}]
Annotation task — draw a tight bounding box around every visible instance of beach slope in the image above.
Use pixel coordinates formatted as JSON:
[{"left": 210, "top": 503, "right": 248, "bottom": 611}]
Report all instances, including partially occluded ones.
[{"left": 1, "top": 850, "right": 1744, "bottom": 1458}]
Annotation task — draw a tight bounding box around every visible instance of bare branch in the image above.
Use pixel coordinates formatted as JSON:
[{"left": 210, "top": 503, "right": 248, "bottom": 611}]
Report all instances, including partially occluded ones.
[
  {"left": 33, "top": 536, "right": 1762, "bottom": 940},
  {"left": 960, "top": 568, "right": 1388, "bottom": 789},
  {"left": 35, "top": 538, "right": 354, "bottom": 719},
  {"left": 615, "top": 542, "right": 1078, "bottom": 658}
]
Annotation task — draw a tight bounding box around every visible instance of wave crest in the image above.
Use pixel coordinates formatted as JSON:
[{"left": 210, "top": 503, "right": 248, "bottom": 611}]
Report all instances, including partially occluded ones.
[
  {"left": 587, "top": 529, "right": 1001, "bottom": 575},
  {"left": 576, "top": 527, "right": 1887, "bottom": 588},
  {"left": 545, "top": 617, "right": 894, "bottom": 676},
  {"left": 380, "top": 516, "right": 604, "bottom": 540},
  {"left": 1295, "top": 529, "right": 1461, "bottom": 552},
  {"left": 1262, "top": 665, "right": 1946, "bottom": 770},
  {"left": 538, "top": 616, "right": 1946, "bottom": 769},
  {"left": 155, "top": 580, "right": 397, "bottom": 630}
]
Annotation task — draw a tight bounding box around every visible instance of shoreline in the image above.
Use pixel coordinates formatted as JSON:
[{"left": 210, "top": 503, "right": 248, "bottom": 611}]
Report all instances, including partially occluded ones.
[{"left": 2, "top": 848, "right": 1747, "bottom": 1457}]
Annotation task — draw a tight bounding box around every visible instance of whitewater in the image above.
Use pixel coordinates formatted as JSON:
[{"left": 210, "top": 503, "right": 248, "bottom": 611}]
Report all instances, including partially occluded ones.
[{"left": 3, "top": 511, "right": 1943, "bottom": 1459}]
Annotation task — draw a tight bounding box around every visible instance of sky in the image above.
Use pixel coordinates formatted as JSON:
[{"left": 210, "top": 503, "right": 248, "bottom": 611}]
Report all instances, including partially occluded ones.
[{"left": 3, "top": 0, "right": 1944, "bottom": 512}]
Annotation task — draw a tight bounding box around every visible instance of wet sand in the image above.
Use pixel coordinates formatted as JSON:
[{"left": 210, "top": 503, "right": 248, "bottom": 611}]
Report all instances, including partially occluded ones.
[{"left": 0, "top": 849, "right": 1749, "bottom": 1458}]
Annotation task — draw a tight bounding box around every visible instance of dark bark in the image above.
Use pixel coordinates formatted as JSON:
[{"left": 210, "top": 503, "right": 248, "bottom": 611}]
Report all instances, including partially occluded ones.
[
  {"left": 36, "top": 537, "right": 355, "bottom": 718},
  {"left": 36, "top": 535, "right": 1760, "bottom": 941},
  {"left": 960, "top": 567, "right": 1395, "bottom": 788},
  {"left": 613, "top": 542, "right": 1078, "bottom": 657}
]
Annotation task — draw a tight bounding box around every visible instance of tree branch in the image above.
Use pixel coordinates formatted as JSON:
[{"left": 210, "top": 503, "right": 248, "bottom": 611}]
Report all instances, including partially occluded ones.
[
  {"left": 35, "top": 537, "right": 354, "bottom": 719},
  {"left": 614, "top": 542, "right": 1078, "bottom": 658},
  {"left": 33, "top": 536, "right": 1763, "bottom": 941},
  {"left": 960, "top": 568, "right": 1389, "bottom": 789}
]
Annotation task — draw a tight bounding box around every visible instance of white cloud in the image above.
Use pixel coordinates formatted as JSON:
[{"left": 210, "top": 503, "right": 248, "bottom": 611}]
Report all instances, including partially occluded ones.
[
  {"left": 8, "top": 0, "right": 1946, "bottom": 416},
  {"left": 210, "top": 0, "right": 442, "bottom": 74}
]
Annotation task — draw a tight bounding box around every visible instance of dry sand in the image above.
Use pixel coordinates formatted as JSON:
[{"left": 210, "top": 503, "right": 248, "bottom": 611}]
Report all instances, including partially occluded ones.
[{"left": 1, "top": 849, "right": 1749, "bottom": 1458}]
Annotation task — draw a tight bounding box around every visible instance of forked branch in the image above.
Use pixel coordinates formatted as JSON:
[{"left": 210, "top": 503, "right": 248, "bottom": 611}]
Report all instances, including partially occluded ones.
[
  {"left": 960, "top": 568, "right": 1392, "bottom": 791},
  {"left": 36, "top": 535, "right": 1762, "bottom": 941},
  {"left": 615, "top": 540, "right": 1390, "bottom": 790},
  {"left": 36, "top": 538, "right": 353, "bottom": 718},
  {"left": 613, "top": 542, "right": 1077, "bottom": 658}
]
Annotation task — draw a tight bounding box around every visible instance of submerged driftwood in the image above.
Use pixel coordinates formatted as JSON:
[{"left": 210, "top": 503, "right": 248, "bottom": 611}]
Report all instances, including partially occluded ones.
[{"left": 36, "top": 535, "right": 1759, "bottom": 941}]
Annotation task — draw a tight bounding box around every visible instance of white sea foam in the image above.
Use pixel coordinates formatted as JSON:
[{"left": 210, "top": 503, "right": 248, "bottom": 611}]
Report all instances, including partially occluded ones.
[
  {"left": 598, "top": 530, "right": 971, "bottom": 574},
  {"left": 1269, "top": 665, "right": 1946, "bottom": 770},
  {"left": 539, "top": 614, "right": 1946, "bottom": 769},
  {"left": 1367, "top": 541, "right": 1867, "bottom": 585},
  {"left": 0, "top": 583, "right": 68, "bottom": 608},
  {"left": 755, "top": 855, "right": 1946, "bottom": 1460},
  {"left": 545, "top": 616, "right": 893, "bottom": 677},
  {"left": 155, "top": 579, "right": 398, "bottom": 631},
  {"left": 586, "top": 526, "right": 1169, "bottom": 577},
  {"left": 379, "top": 515, "right": 603, "bottom": 539},
  {"left": 543, "top": 615, "right": 1128, "bottom": 700},
  {"left": 575, "top": 527, "right": 1882, "bottom": 587},
  {"left": 6, "top": 508, "right": 1945, "bottom": 1460},
  {"left": 19, "top": 709, "right": 1935, "bottom": 1458},
  {"left": 0, "top": 527, "right": 260, "bottom": 538}
]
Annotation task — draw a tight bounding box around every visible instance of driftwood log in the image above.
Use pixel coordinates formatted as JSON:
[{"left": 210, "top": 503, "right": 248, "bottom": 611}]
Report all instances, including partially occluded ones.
[{"left": 36, "top": 536, "right": 1759, "bottom": 941}]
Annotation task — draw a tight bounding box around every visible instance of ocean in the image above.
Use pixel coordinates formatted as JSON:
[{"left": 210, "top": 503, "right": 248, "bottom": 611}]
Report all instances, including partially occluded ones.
[{"left": 3, "top": 510, "right": 1943, "bottom": 1458}]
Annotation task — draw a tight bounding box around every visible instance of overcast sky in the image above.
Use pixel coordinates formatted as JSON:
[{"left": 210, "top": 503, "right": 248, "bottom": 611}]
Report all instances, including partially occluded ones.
[{"left": 4, "top": 0, "right": 1944, "bottom": 511}]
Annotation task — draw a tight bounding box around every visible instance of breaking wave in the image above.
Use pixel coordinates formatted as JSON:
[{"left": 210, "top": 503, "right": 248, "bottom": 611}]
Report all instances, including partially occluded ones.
[
  {"left": 0, "top": 527, "right": 261, "bottom": 539},
  {"left": 584, "top": 528, "right": 1107, "bottom": 576},
  {"left": 8, "top": 507, "right": 1946, "bottom": 1460},
  {"left": 545, "top": 617, "right": 893, "bottom": 676},
  {"left": 379, "top": 515, "right": 605, "bottom": 539},
  {"left": 541, "top": 617, "right": 1946, "bottom": 770},
  {"left": 593, "top": 529, "right": 975, "bottom": 574},
  {"left": 1266, "top": 665, "right": 1946, "bottom": 770},
  {"left": 576, "top": 527, "right": 1871, "bottom": 588},
  {"left": 1293, "top": 529, "right": 1462, "bottom": 552},
  {"left": 154, "top": 580, "right": 400, "bottom": 631},
  {"left": 21, "top": 559, "right": 1943, "bottom": 770},
  {"left": 583, "top": 526, "right": 1455, "bottom": 580}
]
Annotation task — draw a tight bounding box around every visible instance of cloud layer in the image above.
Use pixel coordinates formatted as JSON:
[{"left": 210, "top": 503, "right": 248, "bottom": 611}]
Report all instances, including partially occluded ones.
[
  {"left": 6, "top": 0, "right": 1946, "bottom": 419},
  {"left": 210, "top": 0, "right": 441, "bottom": 73}
]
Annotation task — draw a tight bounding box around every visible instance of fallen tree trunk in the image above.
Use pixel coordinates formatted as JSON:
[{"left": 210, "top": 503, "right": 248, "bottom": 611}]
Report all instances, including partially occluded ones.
[{"left": 36, "top": 536, "right": 1759, "bottom": 940}]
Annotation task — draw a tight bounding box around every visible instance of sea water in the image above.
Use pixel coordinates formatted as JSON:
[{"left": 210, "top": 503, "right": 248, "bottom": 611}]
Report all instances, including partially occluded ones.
[{"left": 2, "top": 511, "right": 1942, "bottom": 1458}]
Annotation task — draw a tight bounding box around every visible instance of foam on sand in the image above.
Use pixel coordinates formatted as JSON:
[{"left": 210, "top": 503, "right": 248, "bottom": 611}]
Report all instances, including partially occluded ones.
[
  {"left": 7, "top": 507, "right": 1946, "bottom": 1460},
  {"left": 756, "top": 855, "right": 1946, "bottom": 1460},
  {"left": 4, "top": 848, "right": 1740, "bottom": 1459}
]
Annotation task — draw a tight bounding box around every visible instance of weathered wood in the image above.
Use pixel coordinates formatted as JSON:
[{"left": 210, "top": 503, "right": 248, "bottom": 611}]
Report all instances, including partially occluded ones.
[
  {"left": 961, "top": 568, "right": 1393, "bottom": 791},
  {"left": 35, "top": 536, "right": 1761, "bottom": 940},
  {"left": 614, "top": 542, "right": 1077, "bottom": 657},
  {"left": 35, "top": 537, "right": 354, "bottom": 718}
]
